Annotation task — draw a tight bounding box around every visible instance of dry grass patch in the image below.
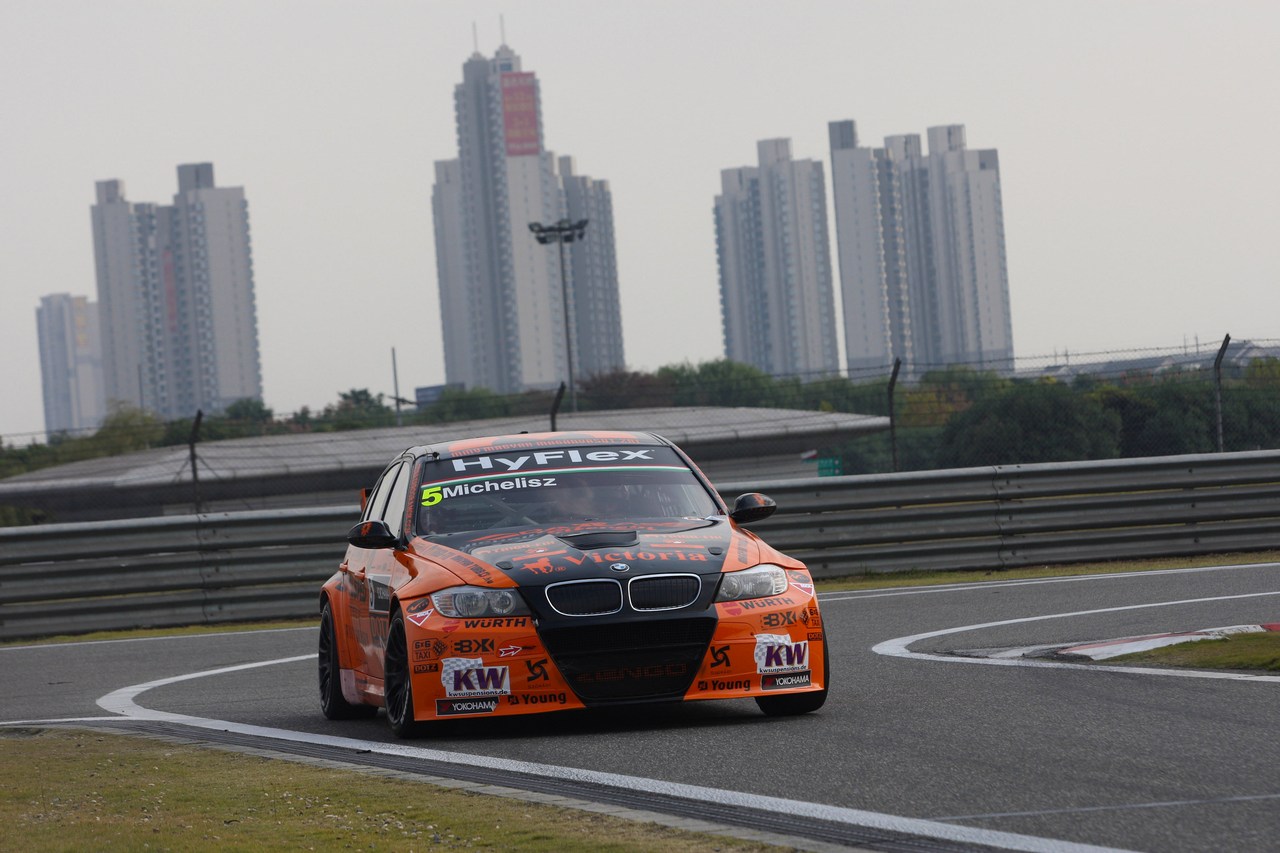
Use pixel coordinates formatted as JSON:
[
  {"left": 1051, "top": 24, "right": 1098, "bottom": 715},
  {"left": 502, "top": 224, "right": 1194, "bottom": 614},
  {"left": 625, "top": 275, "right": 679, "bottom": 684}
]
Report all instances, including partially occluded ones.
[
  {"left": 0, "top": 728, "right": 781, "bottom": 852},
  {"left": 1109, "top": 632, "right": 1280, "bottom": 672}
]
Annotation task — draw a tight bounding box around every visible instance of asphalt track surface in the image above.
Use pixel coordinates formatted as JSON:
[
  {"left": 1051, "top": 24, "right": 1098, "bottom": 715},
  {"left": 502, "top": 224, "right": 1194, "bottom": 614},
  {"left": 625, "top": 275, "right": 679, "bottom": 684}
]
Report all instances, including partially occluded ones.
[{"left": 4, "top": 562, "right": 1279, "bottom": 852}]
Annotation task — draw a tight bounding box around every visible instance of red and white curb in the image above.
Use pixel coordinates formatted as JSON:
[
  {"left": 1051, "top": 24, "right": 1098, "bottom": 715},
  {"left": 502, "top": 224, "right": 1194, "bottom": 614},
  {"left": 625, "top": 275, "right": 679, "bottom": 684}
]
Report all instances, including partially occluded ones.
[{"left": 1058, "top": 623, "right": 1280, "bottom": 661}]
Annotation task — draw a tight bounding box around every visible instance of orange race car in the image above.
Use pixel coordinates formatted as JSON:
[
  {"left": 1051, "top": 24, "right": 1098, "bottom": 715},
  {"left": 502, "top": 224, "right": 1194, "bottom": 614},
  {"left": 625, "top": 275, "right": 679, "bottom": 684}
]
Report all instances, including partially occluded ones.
[{"left": 318, "top": 430, "right": 829, "bottom": 736}]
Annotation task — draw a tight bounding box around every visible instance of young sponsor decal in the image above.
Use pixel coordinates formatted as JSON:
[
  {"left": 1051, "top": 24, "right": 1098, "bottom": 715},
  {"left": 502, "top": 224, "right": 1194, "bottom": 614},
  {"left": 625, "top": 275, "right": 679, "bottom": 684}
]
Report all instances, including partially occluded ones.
[
  {"left": 506, "top": 692, "right": 568, "bottom": 706},
  {"left": 696, "top": 678, "right": 752, "bottom": 692},
  {"left": 441, "top": 657, "right": 511, "bottom": 698},
  {"left": 436, "top": 698, "right": 500, "bottom": 716},
  {"left": 754, "top": 633, "right": 809, "bottom": 674},
  {"left": 762, "top": 671, "right": 812, "bottom": 691}
]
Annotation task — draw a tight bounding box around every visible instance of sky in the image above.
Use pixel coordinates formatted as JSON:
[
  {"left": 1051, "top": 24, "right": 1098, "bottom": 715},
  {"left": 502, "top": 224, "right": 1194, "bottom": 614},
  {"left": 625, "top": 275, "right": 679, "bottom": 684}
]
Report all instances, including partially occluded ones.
[{"left": 3, "top": 0, "right": 1279, "bottom": 444}]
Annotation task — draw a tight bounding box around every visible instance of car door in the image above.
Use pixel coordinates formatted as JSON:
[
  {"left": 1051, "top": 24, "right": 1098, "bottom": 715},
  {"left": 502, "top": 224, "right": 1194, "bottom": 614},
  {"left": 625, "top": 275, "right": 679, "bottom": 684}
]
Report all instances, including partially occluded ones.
[{"left": 344, "top": 461, "right": 405, "bottom": 683}]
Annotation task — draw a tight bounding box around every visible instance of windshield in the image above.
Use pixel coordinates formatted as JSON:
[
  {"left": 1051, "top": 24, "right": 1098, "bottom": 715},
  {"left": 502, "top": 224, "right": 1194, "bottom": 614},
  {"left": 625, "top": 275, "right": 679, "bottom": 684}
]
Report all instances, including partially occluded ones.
[{"left": 415, "top": 445, "right": 719, "bottom": 537}]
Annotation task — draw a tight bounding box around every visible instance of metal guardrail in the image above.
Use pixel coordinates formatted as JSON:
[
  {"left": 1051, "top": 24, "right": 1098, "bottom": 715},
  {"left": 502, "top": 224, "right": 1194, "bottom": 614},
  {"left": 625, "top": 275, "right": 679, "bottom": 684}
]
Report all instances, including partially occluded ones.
[{"left": 3, "top": 450, "right": 1279, "bottom": 640}]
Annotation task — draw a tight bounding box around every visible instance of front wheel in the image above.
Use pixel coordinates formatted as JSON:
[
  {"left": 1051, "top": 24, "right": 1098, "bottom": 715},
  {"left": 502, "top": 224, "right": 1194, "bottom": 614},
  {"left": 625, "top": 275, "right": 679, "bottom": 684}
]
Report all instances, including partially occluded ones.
[
  {"left": 319, "top": 602, "right": 376, "bottom": 720},
  {"left": 755, "top": 630, "right": 830, "bottom": 717},
  {"left": 384, "top": 610, "right": 426, "bottom": 737}
]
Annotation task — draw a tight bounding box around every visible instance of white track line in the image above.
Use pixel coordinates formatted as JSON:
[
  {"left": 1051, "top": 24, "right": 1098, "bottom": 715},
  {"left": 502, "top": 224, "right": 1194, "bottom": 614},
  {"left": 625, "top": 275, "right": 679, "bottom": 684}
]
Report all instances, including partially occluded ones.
[
  {"left": 77, "top": 654, "right": 1125, "bottom": 853},
  {"left": 873, "top": 590, "right": 1280, "bottom": 683}
]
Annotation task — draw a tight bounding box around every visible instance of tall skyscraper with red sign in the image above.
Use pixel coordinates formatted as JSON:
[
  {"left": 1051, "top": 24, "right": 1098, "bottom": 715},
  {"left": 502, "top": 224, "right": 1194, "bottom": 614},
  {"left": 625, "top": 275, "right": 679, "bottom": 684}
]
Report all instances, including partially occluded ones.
[{"left": 433, "top": 44, "right": 624, "bottom": 394}]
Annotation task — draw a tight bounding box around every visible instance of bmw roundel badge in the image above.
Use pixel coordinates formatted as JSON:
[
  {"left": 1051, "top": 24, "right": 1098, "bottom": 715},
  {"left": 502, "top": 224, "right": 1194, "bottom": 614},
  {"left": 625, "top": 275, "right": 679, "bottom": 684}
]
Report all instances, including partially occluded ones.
[{"left": 609, "top": 562, "right": 630, "bottom": 573}]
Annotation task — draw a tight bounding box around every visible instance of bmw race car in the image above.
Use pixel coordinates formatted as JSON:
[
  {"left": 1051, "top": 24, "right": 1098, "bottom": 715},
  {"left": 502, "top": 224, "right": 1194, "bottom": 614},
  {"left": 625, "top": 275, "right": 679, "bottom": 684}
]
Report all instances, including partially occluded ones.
[{"left": 319, "top": 430, "right": 828, "bottom": 736}]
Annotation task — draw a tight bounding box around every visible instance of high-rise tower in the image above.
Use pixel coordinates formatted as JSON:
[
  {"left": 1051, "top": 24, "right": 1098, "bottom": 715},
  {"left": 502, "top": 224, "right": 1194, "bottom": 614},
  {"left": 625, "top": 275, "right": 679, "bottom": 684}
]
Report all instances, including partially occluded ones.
[
  {"left": 90, "top": 164, "right": 262, "bottom": 419},
  {"left": 432, "top": 44, "right": 624, "bottom": 394},
  {"left": 36, "top": 293, "right": 105, "bottom": 434},
  {"left": 715, "top": 139, "right": 839, "bottom": 377},
  {"left": 829, "top": 120, "right": 1013, "bottom": 374}
]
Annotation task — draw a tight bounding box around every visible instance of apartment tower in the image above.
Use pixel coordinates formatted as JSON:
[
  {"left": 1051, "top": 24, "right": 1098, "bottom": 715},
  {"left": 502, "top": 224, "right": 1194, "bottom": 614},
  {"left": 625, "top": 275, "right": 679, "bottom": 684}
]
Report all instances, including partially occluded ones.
[
  {"left": 90, "top": 164, "right": 262, "bottom": 420},
  {"left": 432, "top": 44, "right": 625, "bottom": 394},
  {"left": 829, "top": 120, "right": 1014, "bottom": 374},
  {"left": 715, "top": 139, "right": 839, "bottom": 377},
  {"left": 36, "top": 293, "right": 106, "bottom": 435}
]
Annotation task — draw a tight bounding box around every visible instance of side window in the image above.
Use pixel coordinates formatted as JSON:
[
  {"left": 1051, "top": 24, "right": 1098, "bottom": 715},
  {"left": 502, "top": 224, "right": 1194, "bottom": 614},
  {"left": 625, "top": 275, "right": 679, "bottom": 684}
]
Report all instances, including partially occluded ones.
[
  {"left": 382, "top": 461, "right": 413, "bottom": 537},
  {"left": 361, "top": 462, "right": 402, "bottom": 523}
]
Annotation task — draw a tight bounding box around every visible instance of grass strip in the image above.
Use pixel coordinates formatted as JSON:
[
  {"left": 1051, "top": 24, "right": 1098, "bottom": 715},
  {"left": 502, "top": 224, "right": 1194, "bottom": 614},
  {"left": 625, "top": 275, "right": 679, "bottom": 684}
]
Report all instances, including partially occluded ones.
[
  {"left": 1108, "top": 631, "right": 1280, "bottom": 672},
  {"left": 0, "top": 727, "right": 780, "bottom": 852}
]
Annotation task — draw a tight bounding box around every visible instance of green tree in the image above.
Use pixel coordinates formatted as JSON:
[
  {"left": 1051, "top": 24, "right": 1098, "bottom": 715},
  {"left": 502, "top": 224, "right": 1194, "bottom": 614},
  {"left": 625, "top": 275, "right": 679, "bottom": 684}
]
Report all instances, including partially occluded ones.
[{"left": 936, "top": 381, "right": 1121, "bottom": 467}]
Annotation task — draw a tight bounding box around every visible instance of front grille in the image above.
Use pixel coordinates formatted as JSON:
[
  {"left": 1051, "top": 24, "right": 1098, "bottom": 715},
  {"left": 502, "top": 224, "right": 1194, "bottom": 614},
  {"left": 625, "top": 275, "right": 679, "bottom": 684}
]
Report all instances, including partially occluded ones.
[
  {"left": 539, "top": 617, "right": 717, "bottom": 703},
  {"left": 545, "top": 580, "right": 623, "bottom": 616},
  {"left": 628, "top": 574, "right": 701, "bottom": 611}
]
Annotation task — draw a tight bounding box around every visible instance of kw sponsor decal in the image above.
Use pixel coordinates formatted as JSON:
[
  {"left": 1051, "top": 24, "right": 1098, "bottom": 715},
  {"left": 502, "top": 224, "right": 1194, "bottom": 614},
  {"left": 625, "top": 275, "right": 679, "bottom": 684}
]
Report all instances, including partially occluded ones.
[
  {"left": 709, "top": 645, "right": 731, "bottom": 669},
  {"left": 754, "top": 634, "right": 809, "bottom": 674},
  {"left": 697, "top": 678, "right": 752, "bottom": 692},
  {"left": 413, "top": 662, "right": 440, "bottom": 674},
  {"left": 436, "top": 698, "right": 500, "bottom": 716},
  {"left": 526, "top": 658, "right": 550, "bottom": 683},
  {"left": 441, "top": 657, "right": 510, "bottom": 698},
  {"left": 506, "top": 692, "right": 568, "bottom": 706},
  {"left": 762, "top": 671, "right": 812, "bottom": 691},
  {"left": 452, "top": 638, "right": 494, "bottom": 655}
]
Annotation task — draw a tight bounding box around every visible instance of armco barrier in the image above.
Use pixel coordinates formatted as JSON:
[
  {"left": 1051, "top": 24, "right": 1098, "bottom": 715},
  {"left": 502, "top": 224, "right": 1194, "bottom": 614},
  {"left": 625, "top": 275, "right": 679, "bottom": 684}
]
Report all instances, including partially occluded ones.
[{"left": 2, "top": 450, "right": 1279, "bottom": 640}]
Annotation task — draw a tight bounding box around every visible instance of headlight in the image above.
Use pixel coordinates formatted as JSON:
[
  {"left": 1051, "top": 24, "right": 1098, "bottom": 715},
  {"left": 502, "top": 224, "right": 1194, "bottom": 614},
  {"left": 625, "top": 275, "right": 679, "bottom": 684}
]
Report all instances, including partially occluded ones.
[
  {"left": 715, "top": 564, "right": 788, "bottom": 602},
  {"left": 431, "top": 586, "right": 531, "bottom": 618}
]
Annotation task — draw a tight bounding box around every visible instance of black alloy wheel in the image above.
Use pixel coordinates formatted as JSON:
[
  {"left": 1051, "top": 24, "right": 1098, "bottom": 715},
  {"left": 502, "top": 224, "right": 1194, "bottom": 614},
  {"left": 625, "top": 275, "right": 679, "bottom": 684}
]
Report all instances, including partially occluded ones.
[
  {"left": 384, "top": 610, "right": 425, "bottom": 737},
  {"left": 754, "top": 628, "right": 831, "bottom": 717},
  {"left": 319, "top": 602, "right": 376, "bottom": 720}
]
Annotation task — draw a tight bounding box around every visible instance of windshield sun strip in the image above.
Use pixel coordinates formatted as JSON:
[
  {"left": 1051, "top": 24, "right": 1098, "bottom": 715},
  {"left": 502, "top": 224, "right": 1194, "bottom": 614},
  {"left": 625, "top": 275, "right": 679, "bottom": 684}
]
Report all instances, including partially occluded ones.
[{"left": 419, "top": 465, "right": 691, "bottom": 491}]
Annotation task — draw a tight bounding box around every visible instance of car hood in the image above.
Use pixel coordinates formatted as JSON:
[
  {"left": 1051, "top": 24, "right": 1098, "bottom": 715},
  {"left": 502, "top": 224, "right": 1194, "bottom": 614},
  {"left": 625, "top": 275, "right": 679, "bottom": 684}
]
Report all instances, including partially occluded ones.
[{"left": 428, "top": 518, "right": 751, "bottom": 584}]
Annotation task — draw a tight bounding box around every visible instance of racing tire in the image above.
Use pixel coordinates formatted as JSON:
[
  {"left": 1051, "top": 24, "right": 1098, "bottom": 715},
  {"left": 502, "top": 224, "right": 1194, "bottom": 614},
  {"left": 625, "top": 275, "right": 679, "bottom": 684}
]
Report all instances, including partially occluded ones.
[
  {"left": 384, "top": 610, "right": 426, "bottom": 738},
  {"left": 319, "top": 602, "right": 376, "bottom": 720},
  {"left": 754, "top": 630, "right": 830, "bottom": 717}
]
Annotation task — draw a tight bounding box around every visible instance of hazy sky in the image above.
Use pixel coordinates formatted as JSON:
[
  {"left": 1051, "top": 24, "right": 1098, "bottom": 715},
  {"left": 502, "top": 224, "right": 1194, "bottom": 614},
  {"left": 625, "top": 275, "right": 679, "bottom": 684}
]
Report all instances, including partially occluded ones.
[{"left": 3, "top": 1, "right": 1278, "bottom": 443}]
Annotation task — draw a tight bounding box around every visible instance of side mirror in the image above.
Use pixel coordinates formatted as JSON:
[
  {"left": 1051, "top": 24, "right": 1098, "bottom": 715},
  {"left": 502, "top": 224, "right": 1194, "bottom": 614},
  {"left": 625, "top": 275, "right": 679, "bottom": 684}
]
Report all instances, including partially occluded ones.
[
  {"left": 347, "top": 519, "right": 399, "bottom": 549},
  {"left": 729, "top": 493, "right": 776, "bottom": 526}
]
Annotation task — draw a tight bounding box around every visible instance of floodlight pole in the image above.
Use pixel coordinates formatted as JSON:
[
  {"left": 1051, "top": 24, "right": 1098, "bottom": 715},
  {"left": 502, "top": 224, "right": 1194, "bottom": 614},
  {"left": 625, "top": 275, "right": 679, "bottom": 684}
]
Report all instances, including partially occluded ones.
[{"left": 528, "top": 218, "right": 589, "bottom": 413}]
